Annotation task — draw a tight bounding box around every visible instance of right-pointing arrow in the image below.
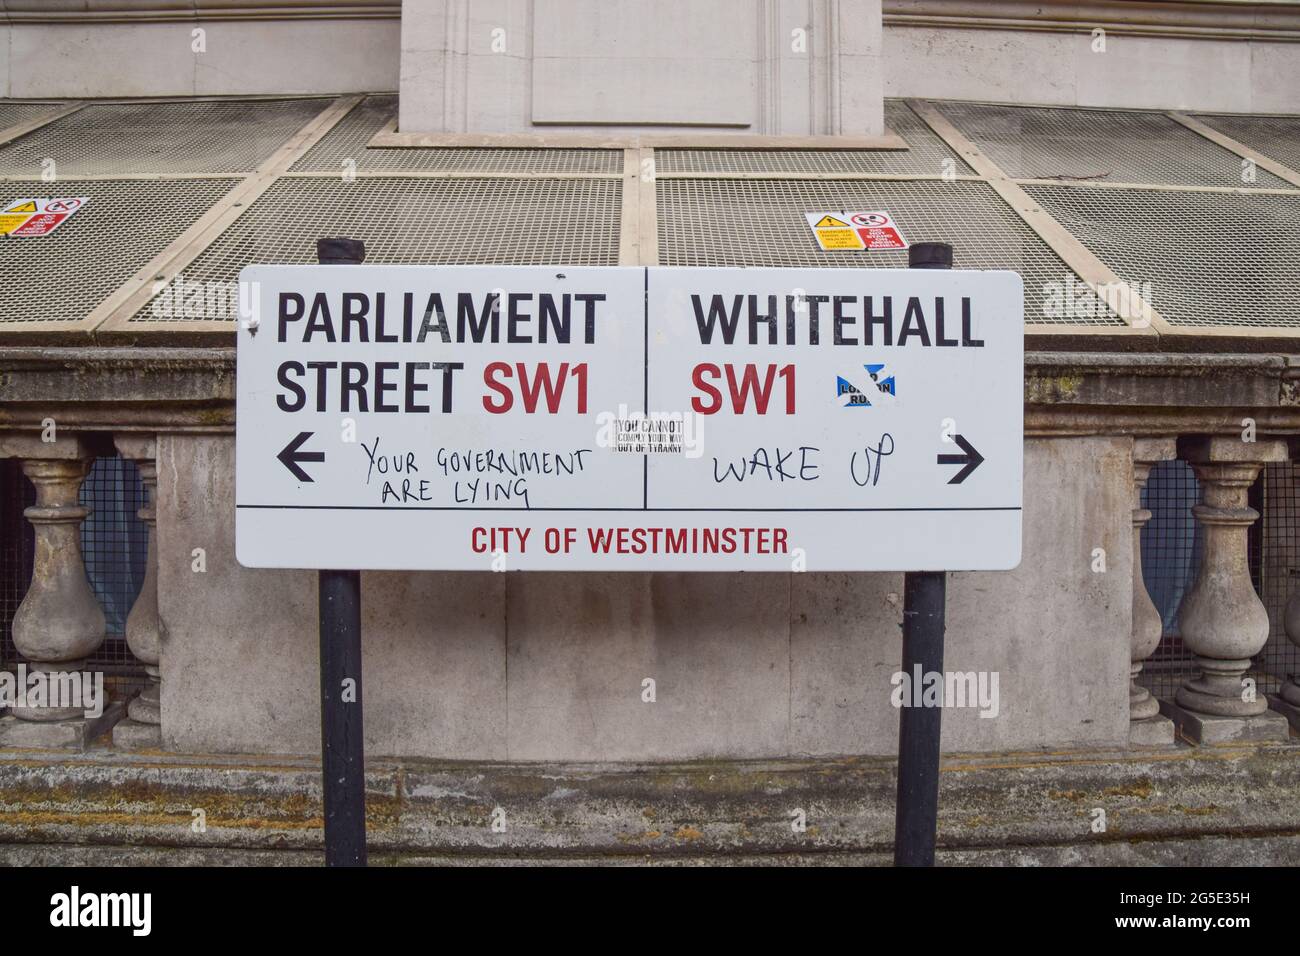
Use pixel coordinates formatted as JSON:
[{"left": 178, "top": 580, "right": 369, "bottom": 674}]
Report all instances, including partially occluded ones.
[{"left": 937, "top": 434, "right": 985, "bottom": 485}]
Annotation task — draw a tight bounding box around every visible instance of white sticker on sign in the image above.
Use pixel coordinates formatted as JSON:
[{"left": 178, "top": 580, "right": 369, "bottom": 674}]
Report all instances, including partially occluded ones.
[{"left": 236, "top": 265, "right": 1023, "bottom": 571}]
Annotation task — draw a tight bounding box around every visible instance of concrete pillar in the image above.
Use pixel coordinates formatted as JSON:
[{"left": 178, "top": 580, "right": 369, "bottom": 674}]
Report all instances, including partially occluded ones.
[
  {"left": 0, "top": 435, "right": 123, "bottom": 748},
  {"left": 1162, "top": 437, "right": 1290, "bottom": 744},
  {"left": 1129, "top": 439, "right": 1176, "bottom": 746},
  {"left": 112, "top": 436, "right": 163, "bottom": 750}
]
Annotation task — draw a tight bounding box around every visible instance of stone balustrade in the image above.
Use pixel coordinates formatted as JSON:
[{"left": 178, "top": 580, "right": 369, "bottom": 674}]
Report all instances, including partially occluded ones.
[{"left": 0, "top": 348, "right": 1296, "bottom": 757}]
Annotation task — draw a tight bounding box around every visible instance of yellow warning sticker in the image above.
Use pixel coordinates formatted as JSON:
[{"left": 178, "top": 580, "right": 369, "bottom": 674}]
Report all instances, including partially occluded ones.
[
  {"left": 0, "top": 213, "right": 30, "bottom": 235},
  {"left": 6, "top": 201, "right": 37, "bottom": 214},
  {"left": 814, "top": 228, "right": 865, "bottom": 250},
  {"left": 813, "top": 215, "right": 849, "bottom": 229}
]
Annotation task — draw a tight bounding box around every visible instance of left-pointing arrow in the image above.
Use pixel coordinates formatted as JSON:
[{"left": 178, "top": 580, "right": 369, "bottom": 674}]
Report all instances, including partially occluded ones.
[{"left": 278, "top": 431, "right": 324, "bottom": 483}]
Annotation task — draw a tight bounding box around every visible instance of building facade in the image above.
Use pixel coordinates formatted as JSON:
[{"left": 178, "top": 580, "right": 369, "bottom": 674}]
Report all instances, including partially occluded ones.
[{"left": 0, "top": 0, "right": 1298, "bottom": 863}]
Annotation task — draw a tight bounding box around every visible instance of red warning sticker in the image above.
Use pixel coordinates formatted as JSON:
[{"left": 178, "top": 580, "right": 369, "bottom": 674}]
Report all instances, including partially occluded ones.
[
  {"left": 806, "top": 210, "right": 908, "bottom": 252},
  {"left": 1, "top": 197, "right": 88, "bottom": 237},
  {"left": 10, "top": 213, "right": 69, "bottom": 237}
]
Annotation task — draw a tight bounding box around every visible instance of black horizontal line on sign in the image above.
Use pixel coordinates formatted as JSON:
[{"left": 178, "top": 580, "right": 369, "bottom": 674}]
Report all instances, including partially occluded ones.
[{"left": 236, "top": 505, "right": 1023, "bottom": 513}]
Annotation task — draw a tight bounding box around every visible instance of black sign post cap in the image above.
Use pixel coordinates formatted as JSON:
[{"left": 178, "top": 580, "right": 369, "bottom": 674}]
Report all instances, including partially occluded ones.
[
  {"left": 908, "top": 242, "right": 954, "bottom": 270},
  {"left": 317, "top": 237, "right": 367, "bottom": 265}
]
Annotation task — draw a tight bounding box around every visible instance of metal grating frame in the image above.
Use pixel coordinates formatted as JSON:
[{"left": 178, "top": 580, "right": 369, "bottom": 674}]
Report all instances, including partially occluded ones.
[
  {"left": 0, "top": 93, "right": 1291, "bottom": 339},
  {"left": 655, "top": 101, "right": 974, "bottom": 177},
  {"left": 291, "top": 95, "right": 623, "bottom": 175},
  {"left": 0, "top": 99, "right": 333, "bottom": 177},
  {"left": 0, "top": 178, "right": 241, "bottom": 329},
  {"left": 657, "top": 178, "right": 1123, "bottom": 325},
  {"left": 1193, "top": 113, "right": 1300, "bottom": 182},
  {"left": 129, "top": 176, "right": 623, "bottom": 324},
  {"left": 0, "top": 102, "right": 70, "bottom": 134},
  {"left": 1024, "top": 184, "right": 1300, "bottom": 329},
  {"left": 936, "top": 101, "right": 1292, "bottom": 190}
]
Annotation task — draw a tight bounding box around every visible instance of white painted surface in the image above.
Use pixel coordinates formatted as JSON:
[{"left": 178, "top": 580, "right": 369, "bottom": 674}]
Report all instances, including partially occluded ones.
[
  {"left": 235, "top": 264, "right": 1023, "bottom": 571},
  {"left": 883, "top": 26, "right": 1300, "bottom": 114},
  {"left": 2, "top": 20, "right": 398, "bottom": 98},
  {"left": 398, "top": 0, "right": 885, "bottom": 135}
]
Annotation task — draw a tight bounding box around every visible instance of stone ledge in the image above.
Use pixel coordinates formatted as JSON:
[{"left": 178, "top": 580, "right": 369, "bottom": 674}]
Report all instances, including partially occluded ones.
[
  {"left": 2, "top": 349, "right": 1298, "bottom": 438},
  {"left": 1, "top": 744, "right": 1298, "bottom": 864},
  {"left": 0, "top": 2, "right": 400, "bottom": 25}
]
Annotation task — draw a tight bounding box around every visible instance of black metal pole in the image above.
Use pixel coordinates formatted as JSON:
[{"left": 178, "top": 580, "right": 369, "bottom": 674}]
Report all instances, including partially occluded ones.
[
  {"left": 893, "top": 241, "right": 953, "bottom": 867},
  {"left": 316, "top": 237, "right": 367, "bottom": 867}
]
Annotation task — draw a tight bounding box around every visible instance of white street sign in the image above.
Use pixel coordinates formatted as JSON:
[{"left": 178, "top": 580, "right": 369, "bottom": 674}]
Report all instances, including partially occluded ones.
[{"left": 236, "top": 264, "right": 1023, "bottom": 571}]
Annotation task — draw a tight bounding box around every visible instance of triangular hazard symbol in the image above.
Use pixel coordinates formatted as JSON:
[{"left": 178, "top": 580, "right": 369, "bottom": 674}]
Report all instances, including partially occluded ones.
[
  {"left": 6, "top": 201, "right": 37, "bottom": 213},
  {"left": 814, "top": 215, "right": 848, "bottom": 228}
]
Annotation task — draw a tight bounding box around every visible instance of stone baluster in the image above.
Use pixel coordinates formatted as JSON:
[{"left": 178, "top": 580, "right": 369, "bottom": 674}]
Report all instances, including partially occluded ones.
[
  {"left": 1164, "top": 437, "right": 1290, "bottom": 744},
  {"left": 1129, "top": 439, "right": 1176, "bottom": 746},
  {"left": 112, "top": 436, "right": 164, "bottom": 750},
  {"left": 0, "top": 435, "right": 121, "bottom": 749}
]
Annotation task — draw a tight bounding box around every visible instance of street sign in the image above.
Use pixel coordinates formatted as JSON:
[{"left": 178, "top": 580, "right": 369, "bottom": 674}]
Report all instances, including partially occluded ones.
[
  {"left": 806, "top": 210, "right": 908, "bottom": 251},
  {"left": 0, "top": 197, "right": 88, "bottom": 237},
  {"left": 236, "top": 265, "right": 1022, "bottom": 571}
]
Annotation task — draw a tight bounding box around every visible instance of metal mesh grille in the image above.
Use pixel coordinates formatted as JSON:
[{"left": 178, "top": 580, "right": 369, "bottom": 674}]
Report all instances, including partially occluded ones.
[
  {"left": 1195, "top": 113, "right": 1300, "bottom": 180},
  {"left": 936, "top": 101, "right": 1292, "bottom": 189},
  {"left": 655, "top": 101, "right": 973, "bottom": 176},
  {"left": 0, "top": 459, "right": 34, "bottom": 673},
  {"left": 657, "top": 178, "right": 1122, "bottom": 324},
  {"left": 0, "top": 102, "right": 65, "bottom": 132},
  {"left": 1138, "top": 460, "right": 1202, "bottom": 699},
  {"left": 1257, "top": 462, "right": 1300, "bottom": 697},
  {"left": 79, "top": 456, "right": 148, "bottom": 680},
  {"left": 291, "top": 95, "right": 622, "bottom": 175},
  {"left": 0, "top": 178, "right": 240, "bottom": 325},
  {"left": 131, "top": 176, "right": 623, "bottom": 323},
  {"left": 1023, "top": 184, "right": 1300, "bottom": 328},
  {"left": 0, "top": 99, "right": 331, "bottom": 176}
]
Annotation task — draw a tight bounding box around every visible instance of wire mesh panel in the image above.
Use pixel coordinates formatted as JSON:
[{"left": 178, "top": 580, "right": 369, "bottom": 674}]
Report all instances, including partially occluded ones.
[
  {"left": 129, "top": 176, "right": 624, "bottom": 324},
  {"left": 655, "top": 101, "right": 974, "bottom": 176},
  {"left": 1257, "top": 462, "right": 1300, "bottom": 696},
  {"left": 0, "top": 99, "right": 332, "bottom": 177},
  {"left": 79, "top": 456, "right": 148, "bottom": 679},
  {"left": 291, "top": 95, "right": 623, "bottom": 175},
  {"left": 0, "top": 178, "right": 240, "bottom": 327},
  {"left": 657, "top": 178, "right": 1123, "bottom": 324},
  {"left": 1139, "top": 460, "right": 1202, "bottom": 699},
  {"left": 1023, "top": 184, "right": 1300, "bottom": 329},
  {"left": 1195, "top": 113, "right": 1300, "bottom": 179},
  {"left": 0, "top": 102, "right": 66, "bottom": 132},
  {"left": 0, "top": 459, "right": 34, "bottom": 671},
  {"left": 936, "top": 101, "right": 1292, "bottom": 189}
]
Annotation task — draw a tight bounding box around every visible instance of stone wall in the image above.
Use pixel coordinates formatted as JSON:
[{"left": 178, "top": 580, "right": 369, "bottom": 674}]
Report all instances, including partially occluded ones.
[{"left": 156, "top": 432, "right": 1131, "bottom": 759}]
